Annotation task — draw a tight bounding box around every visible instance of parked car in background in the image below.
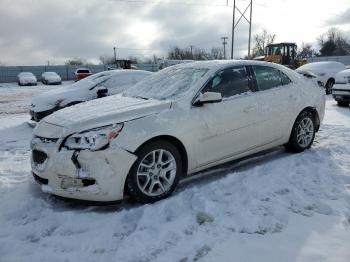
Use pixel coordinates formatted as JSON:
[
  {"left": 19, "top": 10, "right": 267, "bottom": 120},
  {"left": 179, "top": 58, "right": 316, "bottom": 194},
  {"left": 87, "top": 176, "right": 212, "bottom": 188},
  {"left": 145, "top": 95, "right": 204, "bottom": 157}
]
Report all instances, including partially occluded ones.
[
  {"left": 30, "top": 60, "right": 325, "bottom": 203},
  {"left": 41, "top": 72, "right": 62, "bottom": 85},
  {"left": 296, "top": 70, "right": 324, "bottom": 87},
  {"left": 74, "top": 68, "right": 92, "bottom": 81},
  {"left": 332, "top": 69, "right": 350, "bottom": 107},
  {"left": 296, "top": 61, "right": 346, "bottom": 94},
  {"left": 17, "top": 72, "right": 37, "bottom": 86},
  {"left": 30, "top": 70, "right": 152, "bottom": 122}
]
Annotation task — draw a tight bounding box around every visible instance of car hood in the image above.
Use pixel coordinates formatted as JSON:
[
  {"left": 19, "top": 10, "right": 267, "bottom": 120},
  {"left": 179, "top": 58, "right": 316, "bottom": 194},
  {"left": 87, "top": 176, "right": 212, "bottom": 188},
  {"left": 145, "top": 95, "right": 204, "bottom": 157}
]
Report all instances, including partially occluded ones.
[
  {"left": 335, "top": 69, "right": 350, "bottom": 83},
  {"left": 30, "top": 86, "right": 92, "bottom": 112},
  {"left": 37, "top": 95, "right": 172, "bottom": 137}
]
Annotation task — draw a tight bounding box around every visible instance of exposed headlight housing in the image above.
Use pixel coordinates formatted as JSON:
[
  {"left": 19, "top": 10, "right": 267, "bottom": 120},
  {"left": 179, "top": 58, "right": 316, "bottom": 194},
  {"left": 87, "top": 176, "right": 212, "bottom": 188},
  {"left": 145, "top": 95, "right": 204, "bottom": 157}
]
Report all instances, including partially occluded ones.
[{"left": 63, "top": 123, "right": 124, "bottom": 151}]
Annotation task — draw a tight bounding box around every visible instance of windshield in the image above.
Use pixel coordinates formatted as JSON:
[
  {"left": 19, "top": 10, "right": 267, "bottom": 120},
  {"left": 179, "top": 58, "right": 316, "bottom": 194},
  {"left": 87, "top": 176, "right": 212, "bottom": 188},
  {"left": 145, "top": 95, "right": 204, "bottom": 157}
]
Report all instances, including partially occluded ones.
[
  {"left": 69, "top": 73, "right": 111, "bottom": 90},
  {"left": 123, "top": 67, "right": 209, "bottom": 100}
]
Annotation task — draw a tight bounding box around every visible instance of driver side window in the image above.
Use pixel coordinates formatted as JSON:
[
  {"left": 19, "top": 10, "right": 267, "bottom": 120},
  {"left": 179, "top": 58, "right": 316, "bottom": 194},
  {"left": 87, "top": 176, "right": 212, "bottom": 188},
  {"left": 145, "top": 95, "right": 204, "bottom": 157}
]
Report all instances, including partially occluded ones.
[{"left": 202, "top": 66, "right": 250, "bottom": 98}]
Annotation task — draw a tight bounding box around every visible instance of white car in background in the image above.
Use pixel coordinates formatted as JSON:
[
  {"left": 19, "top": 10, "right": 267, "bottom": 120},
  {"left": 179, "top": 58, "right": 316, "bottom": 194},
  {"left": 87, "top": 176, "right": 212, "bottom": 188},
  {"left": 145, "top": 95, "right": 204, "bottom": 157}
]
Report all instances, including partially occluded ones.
[
  {"left": 31, "top": 60, "right": 325, "bottom": 203},
  {"left": 30, "top": 70, "right": 152, "bottom": 122},
  {"left": 332, "top": 69, "right": 350, "bottom": 107},
  {"left": 41, "top": 72, "right": 62, "bottom": 85},
  {"left": 296, "top": 61, "right": 346, "bottom": 94},
  {"left": 17, "top": 72, "right": 37, "bottom": 86}
]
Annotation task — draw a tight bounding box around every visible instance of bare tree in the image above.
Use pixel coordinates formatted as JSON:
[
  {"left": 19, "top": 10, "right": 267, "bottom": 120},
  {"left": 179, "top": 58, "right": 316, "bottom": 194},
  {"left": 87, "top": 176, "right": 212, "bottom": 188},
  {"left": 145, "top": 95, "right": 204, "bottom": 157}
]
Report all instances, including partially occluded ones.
[
  {"left": 318, "top": 27, "right": 350, "bottom": 56},
  {"left": 297, "top": 42, "right": 316, "bottom": 58},
  {"left": 99, "top": 55, "right": 115, "bottom": 65},
  {"left": 65, "top": 57, "right": 86, "bottom": 65},
  {"left": 252, "top": 29, "right": 276, "bottom": 57},
  {"left": 210, "top": 47, "right": 224, "bottom": 60},
  {"left": 167, "top": 46, "right": 210, "bottom": 60}
]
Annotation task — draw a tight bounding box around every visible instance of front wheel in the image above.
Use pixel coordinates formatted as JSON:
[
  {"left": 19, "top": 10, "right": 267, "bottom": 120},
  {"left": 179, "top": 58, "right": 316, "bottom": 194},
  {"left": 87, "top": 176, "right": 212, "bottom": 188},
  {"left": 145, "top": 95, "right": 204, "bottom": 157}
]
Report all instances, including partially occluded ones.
[
  {"left": 126, "top": 140, "right": 182, "bottom": 203},
  {"left": 286, "top": 111, "right": 316, "bottom": 153}
]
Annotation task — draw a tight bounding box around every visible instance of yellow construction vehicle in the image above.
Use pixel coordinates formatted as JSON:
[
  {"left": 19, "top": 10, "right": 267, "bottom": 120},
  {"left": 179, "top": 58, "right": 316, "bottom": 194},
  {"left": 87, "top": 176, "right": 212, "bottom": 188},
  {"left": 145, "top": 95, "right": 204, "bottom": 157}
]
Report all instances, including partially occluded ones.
[{"left": 264, "top": 42, "right": 307, "bottom": 69}]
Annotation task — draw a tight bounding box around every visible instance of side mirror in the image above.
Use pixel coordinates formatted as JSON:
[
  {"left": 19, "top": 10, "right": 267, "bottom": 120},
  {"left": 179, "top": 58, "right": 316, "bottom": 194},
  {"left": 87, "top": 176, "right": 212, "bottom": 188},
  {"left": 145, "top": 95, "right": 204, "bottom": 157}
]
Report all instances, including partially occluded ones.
[
  {"left": 97, "top": 88, "right": 108, "bottom": 98},
  {"left": 193, "top": 92, "right": 222, "bottom": 106}
]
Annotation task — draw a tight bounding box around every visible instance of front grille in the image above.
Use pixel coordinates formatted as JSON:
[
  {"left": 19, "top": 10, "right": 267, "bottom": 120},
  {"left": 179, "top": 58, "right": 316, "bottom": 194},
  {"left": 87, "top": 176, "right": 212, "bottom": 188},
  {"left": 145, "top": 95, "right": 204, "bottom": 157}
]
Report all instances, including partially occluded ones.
[
  {"left": 332, "top": 89, "right": 350, "bottom": 93},
  {"left": 32, "top": 150, "right": 48, "bottom": 165},
  {"left": 32, "top": 172, "right": 48, "bottom": 185}
]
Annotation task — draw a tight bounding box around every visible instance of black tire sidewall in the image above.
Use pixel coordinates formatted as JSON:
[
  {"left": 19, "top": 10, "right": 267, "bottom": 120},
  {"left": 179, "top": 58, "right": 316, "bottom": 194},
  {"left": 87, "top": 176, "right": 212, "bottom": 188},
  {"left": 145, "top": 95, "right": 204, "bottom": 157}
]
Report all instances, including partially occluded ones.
[
  {"left": 287, "top": 111, "right": 316, "bottom": 153},
  {"left": 325, "top": 79, "right": 334, "bottom": 94},
  {"left": 126, "top": 140, "right": 182, "bottom": 203}
]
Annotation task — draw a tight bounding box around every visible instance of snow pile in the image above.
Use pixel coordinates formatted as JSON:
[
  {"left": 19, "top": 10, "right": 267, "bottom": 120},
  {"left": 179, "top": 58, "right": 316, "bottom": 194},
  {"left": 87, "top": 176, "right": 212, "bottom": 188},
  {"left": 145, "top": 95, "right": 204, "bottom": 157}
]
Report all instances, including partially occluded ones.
[{"left": 0, "top": 84, "right": 349, "bottom": 262}]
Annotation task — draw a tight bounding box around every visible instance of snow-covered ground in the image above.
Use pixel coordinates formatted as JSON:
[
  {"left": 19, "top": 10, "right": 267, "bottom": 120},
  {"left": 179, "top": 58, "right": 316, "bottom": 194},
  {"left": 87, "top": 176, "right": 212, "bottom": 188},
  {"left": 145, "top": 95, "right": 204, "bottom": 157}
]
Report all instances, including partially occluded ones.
[{"left": 0, "top": 83, "right": 349, "bottom": 262}]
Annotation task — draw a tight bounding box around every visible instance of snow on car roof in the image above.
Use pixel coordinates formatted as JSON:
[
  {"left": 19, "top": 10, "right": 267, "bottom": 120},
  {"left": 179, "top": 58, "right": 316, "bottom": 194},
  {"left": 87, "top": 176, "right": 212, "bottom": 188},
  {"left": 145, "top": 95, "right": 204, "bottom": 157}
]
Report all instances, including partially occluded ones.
[{"left": 298, "top": 61, "right": 346, "bottom": 71}]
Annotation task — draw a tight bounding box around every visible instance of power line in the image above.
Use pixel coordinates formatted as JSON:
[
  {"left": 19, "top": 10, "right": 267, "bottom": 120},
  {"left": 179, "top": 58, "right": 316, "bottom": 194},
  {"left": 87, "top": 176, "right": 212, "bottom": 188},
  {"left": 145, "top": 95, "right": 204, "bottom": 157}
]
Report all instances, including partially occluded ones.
[{"left": 111, "top": 0, "right": 231, "bottom": 7}]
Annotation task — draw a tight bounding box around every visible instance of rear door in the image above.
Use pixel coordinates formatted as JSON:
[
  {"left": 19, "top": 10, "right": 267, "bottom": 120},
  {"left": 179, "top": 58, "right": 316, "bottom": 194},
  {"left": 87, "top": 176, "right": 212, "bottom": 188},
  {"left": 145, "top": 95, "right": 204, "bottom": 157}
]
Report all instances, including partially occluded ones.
[{"left": 250, "top": 65, "right": 298, "bottom": 145}]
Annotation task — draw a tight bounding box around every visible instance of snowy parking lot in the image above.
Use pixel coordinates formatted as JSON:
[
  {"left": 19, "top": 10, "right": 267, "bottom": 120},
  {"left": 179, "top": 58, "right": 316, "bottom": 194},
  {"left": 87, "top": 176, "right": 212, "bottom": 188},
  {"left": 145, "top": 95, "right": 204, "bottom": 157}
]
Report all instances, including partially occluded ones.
[{"left": 0, "top": 83, "right": 350, "bottom": 262}]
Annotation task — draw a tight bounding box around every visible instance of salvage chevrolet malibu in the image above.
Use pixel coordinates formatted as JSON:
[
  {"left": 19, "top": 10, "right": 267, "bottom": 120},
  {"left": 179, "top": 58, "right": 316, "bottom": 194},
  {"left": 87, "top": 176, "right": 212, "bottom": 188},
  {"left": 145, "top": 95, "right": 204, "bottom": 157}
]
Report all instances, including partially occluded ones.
[{"left": 31, "top": 60, "right": 326, "bottom": 203}]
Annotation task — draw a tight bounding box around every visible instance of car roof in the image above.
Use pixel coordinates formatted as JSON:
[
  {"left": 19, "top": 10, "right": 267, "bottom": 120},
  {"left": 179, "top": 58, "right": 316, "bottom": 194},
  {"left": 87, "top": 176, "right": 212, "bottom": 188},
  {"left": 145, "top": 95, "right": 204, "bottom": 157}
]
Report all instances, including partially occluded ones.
[{"left": 170, "top": 59, "right": 291, "bottom": 72}]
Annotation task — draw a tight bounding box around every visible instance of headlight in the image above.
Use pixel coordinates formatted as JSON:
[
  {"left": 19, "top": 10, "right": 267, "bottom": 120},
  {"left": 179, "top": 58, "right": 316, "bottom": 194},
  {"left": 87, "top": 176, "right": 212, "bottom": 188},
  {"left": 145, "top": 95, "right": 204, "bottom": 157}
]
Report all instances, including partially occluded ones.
[{"left": 63, "top": 123, "right": 124, "bottom": 151}]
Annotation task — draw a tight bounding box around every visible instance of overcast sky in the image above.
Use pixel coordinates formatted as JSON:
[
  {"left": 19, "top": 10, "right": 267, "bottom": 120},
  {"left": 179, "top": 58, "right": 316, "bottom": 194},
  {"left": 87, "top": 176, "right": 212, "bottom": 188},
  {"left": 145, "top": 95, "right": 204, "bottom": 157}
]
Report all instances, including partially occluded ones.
[{"left": 0, "top": 0, "right": 349, "bottom": 65}]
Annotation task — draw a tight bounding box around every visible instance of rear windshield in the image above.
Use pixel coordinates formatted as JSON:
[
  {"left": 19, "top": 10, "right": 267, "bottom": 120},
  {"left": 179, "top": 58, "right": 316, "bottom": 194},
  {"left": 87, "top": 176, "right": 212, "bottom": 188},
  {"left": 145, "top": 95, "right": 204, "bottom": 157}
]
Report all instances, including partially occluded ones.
[{"left": 77, "top": 69, "right": 91, "bottom": 73}]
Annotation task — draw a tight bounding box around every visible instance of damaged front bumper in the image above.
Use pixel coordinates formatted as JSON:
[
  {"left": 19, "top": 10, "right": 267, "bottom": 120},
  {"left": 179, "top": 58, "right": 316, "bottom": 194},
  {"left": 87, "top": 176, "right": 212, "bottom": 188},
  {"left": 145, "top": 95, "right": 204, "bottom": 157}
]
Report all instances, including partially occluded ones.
[{"left": 30, "top": 137, "right": 137, "bottom": 201}]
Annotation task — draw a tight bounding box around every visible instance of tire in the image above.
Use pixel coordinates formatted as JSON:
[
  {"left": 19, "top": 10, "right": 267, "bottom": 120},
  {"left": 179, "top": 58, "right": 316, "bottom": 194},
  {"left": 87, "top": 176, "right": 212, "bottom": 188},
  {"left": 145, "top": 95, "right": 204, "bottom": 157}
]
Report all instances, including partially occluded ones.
[
  {"left": 126, "top": 140, "right": 182, "bottom": 203},
  {"left": 286, "top": 110, "right": 316, "bottom": 153},
  {"left": 325, "top": 79, "right": 334, "bottom": 95},
  {"left": 337, "top": 101, "right": 349, "bottom": 107}
]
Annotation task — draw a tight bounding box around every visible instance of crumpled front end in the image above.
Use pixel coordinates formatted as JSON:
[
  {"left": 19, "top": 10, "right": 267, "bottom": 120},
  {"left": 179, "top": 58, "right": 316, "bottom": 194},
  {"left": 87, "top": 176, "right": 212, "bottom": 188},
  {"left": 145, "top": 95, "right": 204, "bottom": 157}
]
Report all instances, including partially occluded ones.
[{"left": 30, "top": 135, "right": 137, "bottom": 202}]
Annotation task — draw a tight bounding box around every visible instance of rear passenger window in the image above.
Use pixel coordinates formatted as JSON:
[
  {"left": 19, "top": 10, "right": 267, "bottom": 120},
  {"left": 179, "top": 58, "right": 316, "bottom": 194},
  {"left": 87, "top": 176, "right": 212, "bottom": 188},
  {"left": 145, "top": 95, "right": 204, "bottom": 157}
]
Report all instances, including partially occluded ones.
[
  {"left": 202, "top": 66, "right": 251, "bottom": 98},
  {"left": 253, "top": 66, "right": 283, "bottom": 91}
]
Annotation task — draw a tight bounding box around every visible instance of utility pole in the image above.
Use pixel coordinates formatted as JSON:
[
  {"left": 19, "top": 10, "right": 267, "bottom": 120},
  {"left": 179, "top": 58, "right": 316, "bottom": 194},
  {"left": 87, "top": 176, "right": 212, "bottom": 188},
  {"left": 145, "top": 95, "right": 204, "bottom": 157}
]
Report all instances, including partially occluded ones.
[
  {"left": 231, "top": 0, "right": 236, "bottom": 59},
  {"left": 113, "top": 46, "right": 117, "bottom": 68},
  {"left": 248, "top": 0, "right": 253, "bottom": 59},
  {"left": 221, "top": 37, "right": 228, "bottom": 59},
  {"left": 231, "top": 0, "right": 253, "bottom": 59},
  {"left": 190, "top": 45, "right": 194, "bottom": 59}
]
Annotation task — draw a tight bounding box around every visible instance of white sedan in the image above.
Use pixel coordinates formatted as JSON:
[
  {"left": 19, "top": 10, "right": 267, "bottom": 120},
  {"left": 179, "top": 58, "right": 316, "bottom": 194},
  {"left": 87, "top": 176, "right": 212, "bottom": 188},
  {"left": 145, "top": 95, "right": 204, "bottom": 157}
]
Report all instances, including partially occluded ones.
[
  {"left": 17, "top": 72, "right": 37, "bottom": 86},
  {"left": 30, "top": 69, "right": 152, "bottom": 122},
  {"left": 41, "top": 72, "right": 62, "bottom": 85},
  {"left": 296, "top": 61, "right": 346, "bottom": 94},
  {"left": 31, "top": 60, "right": 326, "bottom": 203},
  {"left": 332, "top": 69, "right": 350, "bottom": 107}
]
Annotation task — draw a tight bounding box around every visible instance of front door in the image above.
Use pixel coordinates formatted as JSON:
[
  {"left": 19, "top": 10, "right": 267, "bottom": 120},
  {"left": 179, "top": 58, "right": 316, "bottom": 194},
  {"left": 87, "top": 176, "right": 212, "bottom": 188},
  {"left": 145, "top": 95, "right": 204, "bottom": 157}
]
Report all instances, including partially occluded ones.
[{"left": 193, "top": 66, "right": 260, "bottom": 167}]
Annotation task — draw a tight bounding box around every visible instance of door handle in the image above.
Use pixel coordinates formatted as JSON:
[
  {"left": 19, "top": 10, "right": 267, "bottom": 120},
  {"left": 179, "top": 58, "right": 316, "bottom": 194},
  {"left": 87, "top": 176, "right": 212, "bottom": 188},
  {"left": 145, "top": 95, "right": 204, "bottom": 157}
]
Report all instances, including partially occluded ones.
[{"left": 243, "top": 106, "right": 256, "bottom": 113}]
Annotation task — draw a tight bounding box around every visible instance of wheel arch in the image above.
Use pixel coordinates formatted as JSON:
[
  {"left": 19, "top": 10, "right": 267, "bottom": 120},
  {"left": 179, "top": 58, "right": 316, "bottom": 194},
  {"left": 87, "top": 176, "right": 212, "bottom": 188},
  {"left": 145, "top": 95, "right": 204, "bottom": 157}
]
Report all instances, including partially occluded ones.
[
  {"left": 134, "top": 135, "right": 188, "bottom": 176},
  {"left": 297, "top": 106, "right": 320, "bottom": 132}
]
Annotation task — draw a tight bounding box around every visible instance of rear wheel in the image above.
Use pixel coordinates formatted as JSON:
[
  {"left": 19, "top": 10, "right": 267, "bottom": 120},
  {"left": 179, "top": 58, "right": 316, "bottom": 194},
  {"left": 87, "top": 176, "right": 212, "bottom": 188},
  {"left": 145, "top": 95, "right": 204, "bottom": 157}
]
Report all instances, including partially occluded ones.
[
  {"left": 337, "top": 101, "right": 349, "bottom": 107},
  {"left": 286, "top": 111, "right": 316, "bottom": 153},
  {"left": 126, "top": 140, "right": 182, "bottom": 203},
  {"left": 325, "top": 79, "right": 334, "bottom": 94}
]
